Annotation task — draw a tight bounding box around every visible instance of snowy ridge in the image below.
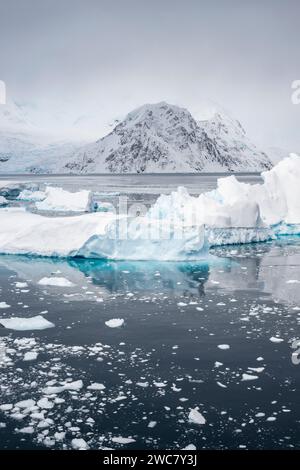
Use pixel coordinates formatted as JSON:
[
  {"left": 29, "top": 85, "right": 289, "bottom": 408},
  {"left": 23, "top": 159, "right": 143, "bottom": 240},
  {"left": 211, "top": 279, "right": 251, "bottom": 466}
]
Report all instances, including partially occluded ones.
[{"left": 62, "top": 102, "right": 272, "bottom": 174}]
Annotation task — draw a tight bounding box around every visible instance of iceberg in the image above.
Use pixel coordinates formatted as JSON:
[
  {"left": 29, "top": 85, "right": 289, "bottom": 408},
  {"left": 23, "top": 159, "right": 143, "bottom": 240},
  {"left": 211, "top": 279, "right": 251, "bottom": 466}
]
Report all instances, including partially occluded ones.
[
  {"left": 35, "top": 186, "right": 92, "bottom": 212},
  {"left": 17, "top": 189, "right": 46, "bottom": 202},
  {"left": 0, "top": 155, "right": 299, "bottom": 260}
]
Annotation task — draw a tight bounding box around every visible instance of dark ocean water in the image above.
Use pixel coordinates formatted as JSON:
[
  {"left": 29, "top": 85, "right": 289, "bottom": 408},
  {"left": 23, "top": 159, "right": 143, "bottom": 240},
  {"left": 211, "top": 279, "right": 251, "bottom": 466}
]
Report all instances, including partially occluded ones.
[{"left": 0, "top": 174, "right": 299, "bottom": 450}]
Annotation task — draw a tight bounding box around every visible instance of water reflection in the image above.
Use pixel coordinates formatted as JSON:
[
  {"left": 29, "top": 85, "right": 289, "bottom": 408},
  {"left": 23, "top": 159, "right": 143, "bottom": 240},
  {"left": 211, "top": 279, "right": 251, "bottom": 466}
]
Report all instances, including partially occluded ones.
[{"left": 0, "top": 237, "right": 300, "bottom": 306}]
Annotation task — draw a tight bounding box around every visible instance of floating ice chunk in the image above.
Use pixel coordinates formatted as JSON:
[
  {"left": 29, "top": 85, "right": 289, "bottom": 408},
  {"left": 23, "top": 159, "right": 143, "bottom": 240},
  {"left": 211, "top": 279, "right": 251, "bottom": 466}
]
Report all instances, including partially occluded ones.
[
  {"left": 42, "top": 380, "right": 83, "bottom": 395},
  {"left": 105, "top": 318, "right": 124, "bottom": 328},
  {"left": 241, "top": 373, "right": 259, "bottom": 381},
  {"left": 71, "top": 438, "right": 89, "bottom": 450},
  {"left": 23, "top": 351, "right": 38, "bottom": 361},
  {"left": 37, "top": 398, "right": 54, "bottom": 409},
  {"left": 0, "top": 302, "right": 10, "bottom": 309},
  {"left": 111, "top": 437, "right": 136, "bottom": 444},
  {"left": 16, "top": 399, "right": 36, "bottom": 409},
  {"left": 153, "top": 381, "right": 167, "bottom": 388},
  {"left": 15, "top": 282, "right": 28, "bottom": 288},
  {"left": 148, "top": 421, "right": 157, "bottom": 428},
  {"left": 182, "top": 444, "right": 196, "bottom": 450},
  {"left": 269, "top": 337, "right": 284, "bottom": 343},
  {"left": 35, "top": 186, "right": 92, "bottom": 212},
  {"left": 188, "top": 408, "right": 206, "bottom": 425},
  {"left": 38, "top": 277, "right": 75, "bottom": 287},
  {"left": 0, "top": 404, "right": 13, "bottom": 411},
  {"left": 87, "top": 383, "right": 105, "bottom": 391},
  {"left": 18, "top": 426, "right": 34, "bottom": 434},
  {"left": 0, "top": 315, "right": 54, "bottom": 331}
]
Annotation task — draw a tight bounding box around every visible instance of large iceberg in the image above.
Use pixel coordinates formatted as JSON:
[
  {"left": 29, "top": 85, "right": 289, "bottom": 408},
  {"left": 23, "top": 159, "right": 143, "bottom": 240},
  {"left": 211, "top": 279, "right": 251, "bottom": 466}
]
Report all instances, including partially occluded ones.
[{"left": 0, "top": 155, "right": 299, "bottom": 260}]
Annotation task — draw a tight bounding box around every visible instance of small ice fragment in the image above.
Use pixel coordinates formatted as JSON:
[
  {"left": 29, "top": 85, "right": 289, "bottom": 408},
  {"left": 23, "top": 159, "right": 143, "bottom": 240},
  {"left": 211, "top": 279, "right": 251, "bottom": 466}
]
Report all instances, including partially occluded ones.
[
  {"left": 105, "top": 318, "right": 124, "bottom": 328},
  {"left": 188, "top": 408, "right": 206, "bottom": 425},
  {"left": 38, "top": 277, "right": 75, "bottom": 287},
  {"left": 23, "top": 352, "right": 38, "bottom": 361},
  {"left": 87, "top": 383, "right": 105, "bottom": 391},
  {"left": 0, "top": 302, "right": 10, "bottom": 309},
  {"left": 242, "top": 373, "right": 259, "bottom": 381},
  {"left": 71, "top": 438, "right": 89, "bottom": 450},
  {"left": 148, "top": 421, "right": 157, "bottom": 428},
  {"left": 218, "top": 344, "right": 230, "bottom": 350},
  {"left": 182, "top": 444, "right": 196, "bottom": 450},
  {"left": 270, "top": 337, "right": 284, "bottom": 343},
  {"left": 111, "top": 437, "right": 136, "bottom": 444}
]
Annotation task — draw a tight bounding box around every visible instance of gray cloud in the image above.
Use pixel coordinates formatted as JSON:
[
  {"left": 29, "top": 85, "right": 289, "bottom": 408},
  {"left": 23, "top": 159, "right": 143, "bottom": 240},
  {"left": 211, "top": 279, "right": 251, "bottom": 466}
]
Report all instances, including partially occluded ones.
[{"left": 0, "top": 0, "right": 299, "bottom": 149}]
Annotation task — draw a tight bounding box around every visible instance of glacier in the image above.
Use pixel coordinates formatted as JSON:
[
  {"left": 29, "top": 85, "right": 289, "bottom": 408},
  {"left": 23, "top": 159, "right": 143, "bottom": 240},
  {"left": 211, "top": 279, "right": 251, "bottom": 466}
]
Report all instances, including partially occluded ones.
[{"left": 0, "top": 155, "right": 299, "bottom": 260}]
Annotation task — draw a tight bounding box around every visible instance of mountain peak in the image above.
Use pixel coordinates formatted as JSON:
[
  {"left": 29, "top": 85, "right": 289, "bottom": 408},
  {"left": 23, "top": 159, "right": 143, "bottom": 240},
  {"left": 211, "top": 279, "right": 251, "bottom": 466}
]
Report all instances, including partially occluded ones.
[{"left": 61, "top": 102, "right": 272, "bottom": 174}]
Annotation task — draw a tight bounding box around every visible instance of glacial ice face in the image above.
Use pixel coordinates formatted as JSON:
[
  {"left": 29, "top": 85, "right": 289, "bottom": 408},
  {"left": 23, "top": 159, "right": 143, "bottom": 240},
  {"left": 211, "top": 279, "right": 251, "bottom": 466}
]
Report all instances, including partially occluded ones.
[{"left": 0, "top": 155, "right": 299, "bottom": 260}]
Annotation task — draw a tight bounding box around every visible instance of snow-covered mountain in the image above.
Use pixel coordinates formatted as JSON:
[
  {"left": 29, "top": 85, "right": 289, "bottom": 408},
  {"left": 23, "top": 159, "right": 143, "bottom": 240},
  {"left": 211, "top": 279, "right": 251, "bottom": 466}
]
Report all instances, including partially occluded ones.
[
  {"left": 0, "top": 101, "right": 83, "bottom": 173},
  {"left": 0, "top": 100, "right": 272, "bottom": 174},
  {"left": 61, "top": 102, "right": 272, "bottom": 173}
]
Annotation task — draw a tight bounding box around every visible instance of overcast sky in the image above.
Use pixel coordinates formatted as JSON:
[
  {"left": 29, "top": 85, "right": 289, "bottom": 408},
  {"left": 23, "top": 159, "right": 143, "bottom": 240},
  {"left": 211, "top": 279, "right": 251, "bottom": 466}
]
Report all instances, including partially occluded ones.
[{"left": 0, "top": 0, "right": 299, "bottom": 149}]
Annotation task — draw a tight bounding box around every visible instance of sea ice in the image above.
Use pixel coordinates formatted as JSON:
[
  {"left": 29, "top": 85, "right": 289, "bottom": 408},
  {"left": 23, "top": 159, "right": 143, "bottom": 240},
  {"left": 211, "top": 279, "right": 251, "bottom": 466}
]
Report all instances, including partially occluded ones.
[
  {"left": 71, "top": 438, "right": 89, "bottom": 450},
  {"left": 0, "top": 315, "right": 54, "bottom": 331},
  {"left": 111, "top": 437, "right": 136, "bottom": 444},
  {"left": 105, "top": 318, "right": 124, "bottom": 328},
  {"left": 241, "top": 373, "right": 259, "bottom": 381},
  {"left": 38, "top": 277, "right": 75, "bottom": 287},
  {"left": 188, "top": 408, "right": 206, "bottom": 425},
  {"left": 23, "top": 351, "right": 38, "bottom": 361}
]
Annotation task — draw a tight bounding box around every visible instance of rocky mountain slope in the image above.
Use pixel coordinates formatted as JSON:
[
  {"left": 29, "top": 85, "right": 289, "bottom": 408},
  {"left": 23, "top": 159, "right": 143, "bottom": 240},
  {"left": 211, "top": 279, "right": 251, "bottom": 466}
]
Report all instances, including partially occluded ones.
[
  {"left": 61, "top": 102, "right": 272, "bottom": 173},
  {"left": 0, "top": 101, "right": 273, "bottom": 174}
]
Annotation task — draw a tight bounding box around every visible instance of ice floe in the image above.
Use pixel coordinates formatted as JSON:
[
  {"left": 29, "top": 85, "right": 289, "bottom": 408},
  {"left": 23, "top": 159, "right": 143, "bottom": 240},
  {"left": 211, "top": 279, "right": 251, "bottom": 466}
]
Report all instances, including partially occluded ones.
[
  {"left": 188, "top": 408, "right": 206, "bottom": 425},
  {"left": 0, "top": 315, "right": 54, "bottom": 331},
  {"left": 105, "top": 318, "right": 124, "bottom": 328},
  {"left": 38, "top": 277, "right": 75, "bottom": 287}
]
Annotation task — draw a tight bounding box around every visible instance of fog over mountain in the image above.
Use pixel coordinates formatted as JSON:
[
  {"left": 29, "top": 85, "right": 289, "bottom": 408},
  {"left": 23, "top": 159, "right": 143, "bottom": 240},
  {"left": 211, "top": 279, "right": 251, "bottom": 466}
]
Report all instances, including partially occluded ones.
[{"left": 0, "top": 0, "right": 299, "bottom": 154}]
